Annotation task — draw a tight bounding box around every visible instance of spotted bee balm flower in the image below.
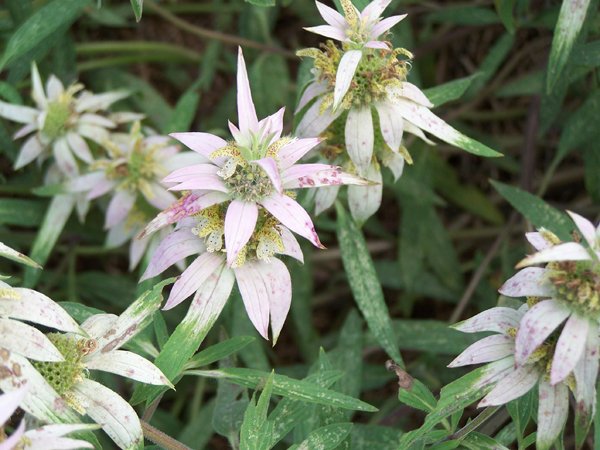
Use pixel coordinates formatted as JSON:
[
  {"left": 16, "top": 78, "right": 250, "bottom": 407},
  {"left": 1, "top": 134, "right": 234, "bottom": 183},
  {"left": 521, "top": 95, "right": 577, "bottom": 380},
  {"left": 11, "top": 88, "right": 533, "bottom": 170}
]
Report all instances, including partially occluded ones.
[
  {"left": 0, "top": 62, "right": 141, "bottom": 177},
  {"left": 0, "top": 289, "right": 172, "bottom": 450},
  {"left": 296, "top": 0, "right": 500, "bottom": 221},
  {"left": 140, "top": 47, "right": 368, "bottom": 342},
  {"left": 68, "top": 122, "right": 202, "bottom": 269},
  {"left": 449, "top": 305, "right": 587, "bottom": 450}
]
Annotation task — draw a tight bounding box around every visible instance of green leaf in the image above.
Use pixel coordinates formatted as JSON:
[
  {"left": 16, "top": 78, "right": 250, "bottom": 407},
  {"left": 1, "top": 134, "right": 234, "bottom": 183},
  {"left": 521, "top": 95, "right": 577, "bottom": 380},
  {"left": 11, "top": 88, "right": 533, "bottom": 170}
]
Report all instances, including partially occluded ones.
[
  {"left": 547, "top": 0, "right": 592, "bottom": 91},
  {"left": 130, "top": 0, "right": 143, "bottom": 22},
  {"left": 490, "top": 180, "right": 573, "bottom": 240},
  {"left": 187, "top": 367, "right": 378, "bottom": 412},
  {"left": 0, "top": 0, "right": 90, "bottom": 70},
  {"left": 427, "top": 6, "right": 500, "bottom": 25},
  {"left": 336, "top": 203, "right": 402, "bottom": 364},
  {"left": 59, "top": 302, "right": 105, "bottom": 323},
  {"left": 249, "top": 53, "right": 290, "bottom": 117},
  {"left": 466, "top": 33, "right": 515, "bottom": 98},
  {"left": 494, "top": 0, "right": 517, "bottom": 34},
  {"left": 397, "top": 377, "right": 438, "bottom": 413},
  {"left": 506, "top": 390, "right": 535, "bottom": 443},
  {"left": 571, "top": 40, "right": 600, "bottom": 66},
  {"left": 131, "top": 265, "right": 234, "bottom": 406},
  {"left": 291, "top": 423, "right": 353, "bottom": 450},
  {"left": 584, "top": 147, "right": 600, "bottom": 203},
  {"left": 240, "top": 372, "right": 274, "bottom": 450},
  {"left": 245, "top": 0, "right": 275, "bottom": 6},
  {"left": 164, "top": 89, "right": 200, "bottom": 134},
  {"left": 557, "top": 89, "right": 600, "bottom": 161},
  {"left": 423, "top": 73, "right": 481, "bottom": 107},
  {"left": 349, "top": 424, "right": 404, "bottom": 449},
  {"left": 24, "top": 194, "right": 74, "bottom": 288},
  {"left": 461, "top": 432, "right": 510, "bottom": 449},
  {"left": 185, "top": 336, "right": 256, "bottom": 370}
]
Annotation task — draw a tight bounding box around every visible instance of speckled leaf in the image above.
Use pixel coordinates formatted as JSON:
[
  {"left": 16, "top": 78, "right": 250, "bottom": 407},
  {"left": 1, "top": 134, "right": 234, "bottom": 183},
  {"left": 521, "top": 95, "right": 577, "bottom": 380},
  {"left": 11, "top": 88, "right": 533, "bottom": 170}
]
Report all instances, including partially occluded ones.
[
  {"left": 336, "top": 203, "right": 402, "bottom": 364},
  {"left": 423, "top": 73, "right": 481, "bottom": 107},
  {"left": 291, "top": 423, "right": 353, "bottom": 450},
  {"left": 547, "top": 0, "right": 592, "bottom": 91},
  {"left": 187, "top": 367, "right": 377, "bottom": 412}
]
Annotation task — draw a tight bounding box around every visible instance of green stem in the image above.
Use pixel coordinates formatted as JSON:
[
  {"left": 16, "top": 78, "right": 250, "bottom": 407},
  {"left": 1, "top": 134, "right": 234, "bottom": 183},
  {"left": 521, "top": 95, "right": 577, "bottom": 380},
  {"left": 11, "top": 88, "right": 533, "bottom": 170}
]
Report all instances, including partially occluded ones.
[
  {"left": 141, "top": 420, "right": 191, "bottom": 450},
  {"left": 76, "top": 41, "right": 202, "bottom": 62},
  {"left": 450, "top": 406, "right": 501, "bottom": 441},
  {"left": 77, "top": 54, "right": 199, "bottom": 72}
]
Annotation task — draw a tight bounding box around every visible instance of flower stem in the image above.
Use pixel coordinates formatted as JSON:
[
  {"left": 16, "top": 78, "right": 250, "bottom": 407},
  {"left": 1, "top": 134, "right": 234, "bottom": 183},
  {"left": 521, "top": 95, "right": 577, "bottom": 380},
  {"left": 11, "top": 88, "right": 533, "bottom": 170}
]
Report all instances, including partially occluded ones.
[
  {"left": 144, "top": 0, "right": 295, "bottom": 59},
  {"left": 141, "top": 420, "right": 191, "bottom": 450}
]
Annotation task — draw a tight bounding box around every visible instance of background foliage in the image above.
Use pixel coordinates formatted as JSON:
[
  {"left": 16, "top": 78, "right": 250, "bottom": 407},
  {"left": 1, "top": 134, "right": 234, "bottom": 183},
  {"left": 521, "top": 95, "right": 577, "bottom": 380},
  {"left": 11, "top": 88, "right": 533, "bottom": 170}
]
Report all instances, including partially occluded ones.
[{"left": 0, "top": 0, "right": 598, "bottom": 448}]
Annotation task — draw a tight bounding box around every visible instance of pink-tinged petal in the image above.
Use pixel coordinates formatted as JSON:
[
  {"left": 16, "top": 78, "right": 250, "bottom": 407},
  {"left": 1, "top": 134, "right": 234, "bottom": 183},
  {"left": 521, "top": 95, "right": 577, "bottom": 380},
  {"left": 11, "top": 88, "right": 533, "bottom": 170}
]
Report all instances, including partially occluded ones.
[
  {"left": 295, "top": 81, "right": 329, "bottom": 114},
  {"left": 128, "top": 235, "right": 148, "bottom": 271},
  {"left": 258, "top": 107, "right": 285, "bottom": 143},
  {"left": 516, "top": 242, "right": 592, "bottom": 268},
  {"left": 144, "top": 182, "right": 177, "bottom": 209},
  {"left": 526, "top": 231, "right": 551, "bottom": 251},
  {"left": 264, "top": 258, "right": 292, "bottom": 344},
  {"left": 537, "top": 380, "right": 569, "bottom": 450},
  {"left": 478, "top": 364, "right": 539, "bottom": 407},
  {"left": 52, "top": 138, "right": 78, "bottom": 177},
  {"left": 106, "top": 220, "right": 135, "bottom": 248},
  {"left": 228, "top": 120, "right": 243, "bottom": 143},
  {"left": 499, "top": 267, "right": 552, "bottom": 298},
  {"left": 77, "top": 124, "right": 109, "bottom": 145},
  {"left": 574, "top": 330, "right": 599, "bottom": 432},
  {"left": 71, "top": 379, "right": 143, "bottom": 450},
  {"left": 1, "top": 287, "right": 80, "bottom": 332},
  {"left": 296, "top": 97, "right": 342, "bottom": 138},
  {"left": 87, "top": 178, "right": 117, "bottom": 200},
  {"left": 403, "top": 120, "right": 436, "bottom": 145},
  {"left": 261, "top": 194, "right": 324, "bottom": 248},
  {"left": 282, "top": 163, "right": 368, "bottom": 189},
  {"left": 278, "top": 138, "right": 323, "bottom": 169},
  {"left": 452, "top": 306, "right": 522, "bottom": 334},
  {"left": 46, "top": 75, "right": 64, "bottom": 100},
  {"left": 225, "top": 200, "right": 259, "bottom": 266},
  {"left": 0, "top": 386, "right": 27, "bottom": 424},
  {"left": 304, "top": 25, "right": 348, "bottom": 42},
  {"left": 140, "top": 192, "right": 228, "bottom": 238},
  {"left": 13, "top": 123, "right": 36, "bottom": 140},
  {"left": 550, "top": 313, "right": 590, "bottom": 385},
  {"left": 169, "top": 132, "right": 227, "bottom": 160},
  {"left": 79, "top": 113, "right": 116, "bottom": 128},
  {"left": 164, "top": 163, "right": 220, "bottom": 182},
  {"left": 66, "top": 132, "right": 93, "bottom": 163},
  {"left": 85, "top": 349, "right": 172, "bottom": 387},
  {"left": 75, "top": 91, "right": 129, "bottom": 113},
  {"left": 472, "top": 356, "right": 515, "bottom": 390},
  {"left": 567, "top": 210, "right": 597, "bottom": 250},
  {"left": 370, "top": 14, "right": 407, "bottom": 39},
  {"left": 515, "top": 299, "right": 570, "bottom": 364},
  {"left": 375, "top": 102, "right": 403, "bottom": 152},
  {"left": 105, "top": 190, "right": 136, "bottom": 229},
  {"left": 236, "top": 47, "right": 259, "bottom": 134},
  {"left": 0, "top": 318, "right": 64, "bottom": 362},
  {"left": 345, "top": 106, "right": 374, "bottom": 175},
  {"left": 0, "top": 419, "right": 25, "bottom": 450},
  {"left": 315, "top": 1, "right": 346, "bottom": 28},
  {"left": 164, "top": 252, "right": 225, "bottom": 310},
  {"left": 234, "top": 261, "right": 270, "bottom": 339},
  {"left": 365, "top": 40, "right": 390, "bottom": 50},
  {"left": 81, "top": 314, "right": 117, "bottom": 338},
  {"left": 0, "top": 99, "right": 38, "bottom": 124},
  {"left": 162, "top": 151, "right": 207, "bottom": 172},
  {"left": 142, "top": 227, "right": 204, "bottom": 280},
  {"left": 255, "top": 158, "right": 282, "bottom": 193},
  {"left": 448, "top": 334, "right": 514, "bottom": 368},
  {"left": 315, "top": 185, "right": 340, "bottom": 215},
  {"left": 334, "top": 50, "right": 363, "bottom": 110},
  {"left": 14, "top": 135, "right": 44, "bottom": 169},
  {"left": 348, "top": 164, "right": 382, "bottom": 224},
  {"left": 278, "top": 226, "right": 304, "bottom": 263},
  {"left": 389, "top": 82, "right": 433, "bottom": 108},
  {"left": 168, "top": 175, "right": 228, "bottom": 193},
  {"left": 360, "top": 0, "right": 391, "bottom": 22}
]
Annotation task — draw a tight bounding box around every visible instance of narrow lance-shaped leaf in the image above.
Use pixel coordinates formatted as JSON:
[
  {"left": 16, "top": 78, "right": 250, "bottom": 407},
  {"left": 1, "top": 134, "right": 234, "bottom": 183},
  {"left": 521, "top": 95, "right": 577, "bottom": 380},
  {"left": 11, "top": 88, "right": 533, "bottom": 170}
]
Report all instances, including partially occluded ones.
[
  {"left": 0, "top": 0, "right": 91, "bottom": 70},
  {"left": 24, "top": 194, "right": 75, "bottom": 288},
  {"left": 547, "top": 0, "right": 592, "bottom": 92},
  {"left": 0, "top": 242, "right": 41, "bottom": 269},
  {"left": 335, "top": 203, "right": 403, "bottom": 364},
  {"left": 130, "top": 0, "right": 143, "bottom": 22},
  {"left": 290, "top": 423, "right": 353, "bottom": 450}
]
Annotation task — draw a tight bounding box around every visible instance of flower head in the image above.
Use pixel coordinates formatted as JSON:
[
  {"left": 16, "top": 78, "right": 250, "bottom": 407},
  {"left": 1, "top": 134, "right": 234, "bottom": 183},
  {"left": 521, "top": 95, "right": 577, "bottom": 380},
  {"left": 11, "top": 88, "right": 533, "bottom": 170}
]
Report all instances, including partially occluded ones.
[
  {"left": 0, "top": 386, "right": 96, "bottom": 450},
  {"left": 296, "top": 5, "right": 499, "bottom": 221},
  {"left": 0, "top": 63, "right": 141, "bottom": 177},
  {"left": 305, "top": 0, "right": 407, "bottom": 51},
  {"left": 140, "top": 47, "right": 366, "bottom": 341},
  {"left": 498, "top": 212, "right": 600, "bottom": 394},
  {"left": 449, "top": 305, "right": 588, "bottom": 450}
]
